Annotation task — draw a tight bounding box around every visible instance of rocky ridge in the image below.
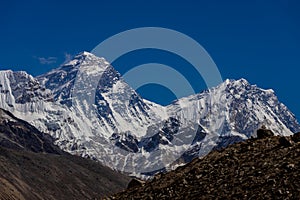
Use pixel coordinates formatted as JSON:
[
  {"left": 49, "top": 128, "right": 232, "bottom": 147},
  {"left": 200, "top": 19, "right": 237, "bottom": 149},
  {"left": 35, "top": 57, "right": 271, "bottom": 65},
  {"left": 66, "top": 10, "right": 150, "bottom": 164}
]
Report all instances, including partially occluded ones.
[{"left": 110, "top": 129, "right": 300, "bottom": 199}]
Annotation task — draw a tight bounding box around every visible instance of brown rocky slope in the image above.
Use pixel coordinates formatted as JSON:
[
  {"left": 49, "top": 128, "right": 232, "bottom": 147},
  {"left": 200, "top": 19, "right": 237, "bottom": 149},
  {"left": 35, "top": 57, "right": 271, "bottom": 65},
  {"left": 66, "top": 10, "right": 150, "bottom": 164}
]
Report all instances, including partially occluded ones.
[
  {"left": 110, "top": 129, "right": 300, "bottom": 199},
  {"left": 0, "top": 108, "right": 131, "bottom": 199}
]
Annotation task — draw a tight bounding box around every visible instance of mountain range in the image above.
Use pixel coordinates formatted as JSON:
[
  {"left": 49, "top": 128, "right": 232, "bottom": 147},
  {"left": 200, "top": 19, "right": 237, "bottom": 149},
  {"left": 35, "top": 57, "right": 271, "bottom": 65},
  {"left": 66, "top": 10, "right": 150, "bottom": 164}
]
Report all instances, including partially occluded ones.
[{"left": 0, "top": 51, "right": 299, "bottom": 176}]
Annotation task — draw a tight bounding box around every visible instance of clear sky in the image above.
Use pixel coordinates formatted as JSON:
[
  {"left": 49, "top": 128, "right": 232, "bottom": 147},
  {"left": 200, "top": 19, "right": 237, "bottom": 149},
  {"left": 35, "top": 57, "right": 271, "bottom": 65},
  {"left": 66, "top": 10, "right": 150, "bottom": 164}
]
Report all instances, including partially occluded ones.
[{"left": 0, "top": 0, "right": 299, "bottom": 119}]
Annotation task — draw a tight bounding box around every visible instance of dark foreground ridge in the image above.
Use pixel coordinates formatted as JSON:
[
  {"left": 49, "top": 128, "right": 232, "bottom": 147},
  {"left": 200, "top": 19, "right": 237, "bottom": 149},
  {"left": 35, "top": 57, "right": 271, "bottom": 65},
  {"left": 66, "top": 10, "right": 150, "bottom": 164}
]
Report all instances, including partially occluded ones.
[
  {"left": 0, "top": 108, "right": 130, "bottom": 199},
  {"left": 110, "top": 130, "right": 300, "bottom": 199}
]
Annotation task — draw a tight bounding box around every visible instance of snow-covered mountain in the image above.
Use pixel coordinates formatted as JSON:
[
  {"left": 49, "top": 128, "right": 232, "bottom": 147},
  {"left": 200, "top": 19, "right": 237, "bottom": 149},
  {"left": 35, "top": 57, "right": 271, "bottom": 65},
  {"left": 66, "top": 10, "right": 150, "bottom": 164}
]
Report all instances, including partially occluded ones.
[
  {"left": 0, "top": 51, "right": 299, "bottom": 176},
  {"left": 167, "top": 78, "right": 300, "bottom": 164},
  {"left": 37, "top": 52, "right": 166, "bottom": 138}
]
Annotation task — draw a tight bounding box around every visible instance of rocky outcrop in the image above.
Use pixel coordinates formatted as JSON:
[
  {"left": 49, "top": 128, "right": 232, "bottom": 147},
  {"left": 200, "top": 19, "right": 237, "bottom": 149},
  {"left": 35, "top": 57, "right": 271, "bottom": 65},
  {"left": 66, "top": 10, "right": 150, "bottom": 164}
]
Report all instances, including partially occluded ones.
[
  {"left": 256, "top": 127, "right": 274, "bottom": 139},
  {"left": 292, "top": 132, "right": 300, "bottom": 143},
  {"left": 127, "top": 179, "right": 145, "bottom": 189}
]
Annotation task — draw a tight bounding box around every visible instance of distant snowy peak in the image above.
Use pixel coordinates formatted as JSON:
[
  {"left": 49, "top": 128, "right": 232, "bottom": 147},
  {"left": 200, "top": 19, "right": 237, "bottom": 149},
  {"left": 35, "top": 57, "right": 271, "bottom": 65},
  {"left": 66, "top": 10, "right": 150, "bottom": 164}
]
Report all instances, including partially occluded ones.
[
  {"left": 37, "top": 51, "right": 111, "bottom": 106},
  {"left": 168, "top": 78, "right": 299, "bottom": 138},
  {"left": 37, "top": 51, "right": 165, "bottom": 138},
  {"left": 223, "top": 78, "right": 299, "bottom": 134},
  {"left": 64, "top": 51, "right": 109, "bottom": 69},
  {"left": 223, "top": 78, "right": 274, "bottom": 95}
]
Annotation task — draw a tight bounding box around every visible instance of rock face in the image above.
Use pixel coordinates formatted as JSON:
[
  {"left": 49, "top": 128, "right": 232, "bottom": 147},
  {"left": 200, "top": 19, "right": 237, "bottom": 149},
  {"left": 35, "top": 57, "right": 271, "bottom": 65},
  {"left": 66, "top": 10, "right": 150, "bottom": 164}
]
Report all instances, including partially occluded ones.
[
  {"left": 110, "top": 129, "right": 300, "bottom": 199},
  {"left": 292, "top": 132, "right": 300, "bottom": 143},
  {"left": 127, "top": 179, "right": 145, "bottom": 189},
  {"left": 0, "top": 108, "right": 130, "bottom": 199},
  {"left": 257, "top": 127, "right": 274, "bottom": 139}
]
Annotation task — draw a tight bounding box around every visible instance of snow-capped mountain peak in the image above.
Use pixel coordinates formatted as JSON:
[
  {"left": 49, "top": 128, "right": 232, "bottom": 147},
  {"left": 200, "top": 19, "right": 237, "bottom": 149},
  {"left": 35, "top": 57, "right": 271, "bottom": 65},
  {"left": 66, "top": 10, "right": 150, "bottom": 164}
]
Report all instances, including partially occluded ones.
[
  {"left": 77, "top": 50, "right": 96, "bottom": 57},
  {"left": 170, "top": 77, "right": 299, "bottom": 137},
  {"left": 37, "top": 52, "right": 112, "bottom": 106},
  {"left": 63, "top": 51, "right": 109, "bottom": 68},
  {"left": 37, "top": 52, "right": 166, "bottom": 139},
  {"left": 225, "top": 78, "right": 249, "bottom": 85},
  {"left": 224, "top": 78, "right": 274, "bottom": 94}
]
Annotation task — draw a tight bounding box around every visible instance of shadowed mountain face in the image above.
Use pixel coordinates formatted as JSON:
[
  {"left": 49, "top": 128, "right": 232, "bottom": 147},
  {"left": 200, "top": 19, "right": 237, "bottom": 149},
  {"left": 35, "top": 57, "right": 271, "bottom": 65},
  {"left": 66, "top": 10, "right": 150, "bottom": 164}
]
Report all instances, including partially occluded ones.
[
  {"left": 0, "top": 108, "right": 63, "bottom": 154},
  {"left": 110, "top": 130, "right": 300, "bottom": 199},
  {"left": 0, "top": 108, "right": 130, "bottom": 199}
]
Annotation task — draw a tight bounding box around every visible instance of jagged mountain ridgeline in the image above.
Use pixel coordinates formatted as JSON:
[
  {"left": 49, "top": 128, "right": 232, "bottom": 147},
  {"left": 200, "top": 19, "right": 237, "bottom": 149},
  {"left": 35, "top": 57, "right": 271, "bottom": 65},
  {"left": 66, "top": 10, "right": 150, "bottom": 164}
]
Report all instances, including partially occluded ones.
[{"left": 0, "top": 51, "right": 299, "bottom": 176}]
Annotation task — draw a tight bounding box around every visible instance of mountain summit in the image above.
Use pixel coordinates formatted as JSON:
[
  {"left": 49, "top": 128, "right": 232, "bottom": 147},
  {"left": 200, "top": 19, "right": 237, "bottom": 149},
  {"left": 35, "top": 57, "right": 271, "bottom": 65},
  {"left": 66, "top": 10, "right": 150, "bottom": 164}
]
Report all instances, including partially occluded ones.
[{"left": 0, "top": 52, "right": 299, "bottom": 176}]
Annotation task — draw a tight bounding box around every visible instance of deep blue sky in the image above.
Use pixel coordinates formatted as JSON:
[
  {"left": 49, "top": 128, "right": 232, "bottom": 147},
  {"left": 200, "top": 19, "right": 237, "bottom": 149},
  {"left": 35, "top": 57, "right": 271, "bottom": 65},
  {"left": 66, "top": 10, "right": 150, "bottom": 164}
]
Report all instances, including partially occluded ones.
[{"left": 0, "top": 0, "right": 299, "bottom": 119}]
